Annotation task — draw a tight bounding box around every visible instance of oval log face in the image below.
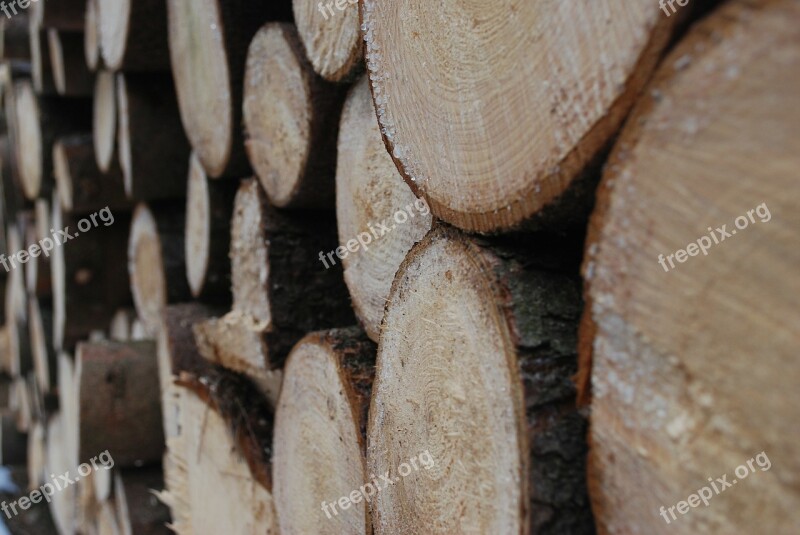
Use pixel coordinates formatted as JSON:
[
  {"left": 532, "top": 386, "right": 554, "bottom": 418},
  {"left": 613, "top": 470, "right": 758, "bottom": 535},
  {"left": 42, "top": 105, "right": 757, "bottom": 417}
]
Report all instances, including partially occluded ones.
[{"left": 362, "top": 0, "right": 676, "bottom": 232}]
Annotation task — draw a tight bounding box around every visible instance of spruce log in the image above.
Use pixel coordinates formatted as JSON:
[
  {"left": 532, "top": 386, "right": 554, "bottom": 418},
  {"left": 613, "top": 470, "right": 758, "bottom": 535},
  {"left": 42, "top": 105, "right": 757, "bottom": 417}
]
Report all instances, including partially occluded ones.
[
  {"left": 230, "top": 179, "right": 354, "bottom": 367},
  {"left": 127, "top": 203, "right": 190, "bottom": 335},
  {"left": 99, "top": 0, "right": 170, "bottom": 71},
  {"left": 166, "top": 0, "right": 292, "bottom": 178},
  {"left": 361, "top": 0, "right": 682, "bottom": 233},
  {"left": 76, "top": 340, "right": 164, "bottom": 466},
  {"left": 53, "top": 133, "right": 130, "bottom": 214},
  {"left": 93, "top": 70, "right": 116, "bottom": 172},
  {"left": 114, "top": 468, "right": 171, "bottom": 535},
  {"left": 368, "top": 226, "right": 592, "bottom": 534},
  {"left": 273, "top": 328, "right": 375, "bottom": 534},
  {"left": 48, "top": 30, "right": 93, "bottom": 96},
  {"left": 579, "top": 1, "right": 800, "bottom": 532},
  {"left": 184, "top": 153, "right": 235, "bottom": 303},
  {"left": 30, "top": 25, "right": 58, "bottom": 94},
  {"left": 243, "top": 22, "right": 346, "bottom": 208},
  {"left": 336, "top": 76, "right": 432, "bottom": 341},
  {"left": 46, "top": 413, "right": 77, "bottom": 534},
  {"left": 85, "top": 0, "right": 101, "bottom": 71},
  {"left": 116, "top": 73, "right": 190, "bottom": 201},
  {"left": 11, "top": 80, "right": 91, "bottom": 199},
  {"left": 292, "top": 0, "right": 362, "bottom": 82},
  {"left": 27, "top": 420, "right": 46, "bottom": 489}
]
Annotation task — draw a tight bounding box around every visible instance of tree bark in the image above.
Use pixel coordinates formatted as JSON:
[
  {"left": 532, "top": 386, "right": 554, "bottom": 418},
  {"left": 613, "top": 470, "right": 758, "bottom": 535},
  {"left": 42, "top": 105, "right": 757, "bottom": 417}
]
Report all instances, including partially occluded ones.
[
  {"left": 273, "top": 327, "right": 375, "bottom": 534},
  {"left": 368, "top": 225, "right": 592, "bottom": 534},
  {"left": 84, "top": 0, "right": 101, "bottom": 71},
  {"left": 292, "top": 0, "right": 362, "bottom": 82},
  {"left": 76, "top": 340, "right": 164, "bottom": 466},
  {"left": 166, "top": 0, "right": 292, "bottom": 178},
  {"left": 336, "top": 76, "right": 432, "bottom": 341},
  {"left": 243, "top": 22, "right": 347, "bottom": 208},
  {"left": 579, "top": 1, "right": 800, "bottom": 533}
]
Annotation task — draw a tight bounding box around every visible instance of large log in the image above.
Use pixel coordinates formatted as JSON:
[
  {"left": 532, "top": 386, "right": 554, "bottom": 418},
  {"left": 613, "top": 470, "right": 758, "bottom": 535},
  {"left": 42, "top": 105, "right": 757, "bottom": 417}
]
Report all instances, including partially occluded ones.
[
  {"left": 116, "top": 73, "right": 190, "bottom": 201},
  {"left": 273, "top": 328, "right": 375, "bottom": 534},
  {"left": 368, "top": 226, "right": 592, "bottom": 534},
  {"left": 76, "top": 340, "right": 164, "bottom": 466},
  {"left": 292, "top": 0, "right": 362, "bottom": 82},
  {"left": 230, "top": 179, "right": 354, "bottom": 367},
  {"left": 579, "top": 1, "right": 800, "bottom": 533},
  {"left": 29, "top": 25, "right": 58, "bottom": 95},
  {"left": 166, "top": 0, "right": 292, "bottom": 178},
  {"left": 336, "top": 76, "right": 432, "bottom": 341},
  {"left": 184, "top": 153, "right": 236, "bottom": 303},
  {"left": 360, "top": 0, "right": 683, "bottom": 233},
  {"left": 98, "top": 0, "right": 170, "bottom": 71},
  {"left": 243, "top": 22, "right": 347, "bottom": 208}
]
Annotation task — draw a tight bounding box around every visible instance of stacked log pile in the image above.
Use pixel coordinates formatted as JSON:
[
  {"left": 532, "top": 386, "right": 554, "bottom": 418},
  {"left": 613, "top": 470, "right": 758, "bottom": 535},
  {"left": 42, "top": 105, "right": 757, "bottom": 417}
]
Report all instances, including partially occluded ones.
[{"left": 0, "top": 0, "right": 795, "bottom": 534}]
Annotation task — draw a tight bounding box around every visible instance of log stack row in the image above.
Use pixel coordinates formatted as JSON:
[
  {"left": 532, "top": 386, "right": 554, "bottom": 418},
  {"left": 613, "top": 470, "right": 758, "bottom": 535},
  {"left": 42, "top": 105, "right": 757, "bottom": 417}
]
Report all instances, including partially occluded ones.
[{"left": 0, "top": 0, "right": 797, "bottom": 534}]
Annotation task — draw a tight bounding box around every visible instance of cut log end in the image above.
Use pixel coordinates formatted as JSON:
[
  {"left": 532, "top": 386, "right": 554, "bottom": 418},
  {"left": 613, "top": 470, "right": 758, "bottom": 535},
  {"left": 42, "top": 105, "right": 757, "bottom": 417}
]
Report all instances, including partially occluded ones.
[
  {"left": 93, "top": 70, "right": 116, "bottom": 173},
  {"left": 293, "top": 0, "right": 362, "bottom": 82},
  {"left": 85, "top": 0, "right": 100, "bottom": 70},
  {"left": 13, "top": 81, "right": 43, "bottom": 200},
  {"left": 128, "top": 205, "right": 167, "bottom": 335},
  {"left": 185, "top": 154, "right": 211, "bottom": 297}
]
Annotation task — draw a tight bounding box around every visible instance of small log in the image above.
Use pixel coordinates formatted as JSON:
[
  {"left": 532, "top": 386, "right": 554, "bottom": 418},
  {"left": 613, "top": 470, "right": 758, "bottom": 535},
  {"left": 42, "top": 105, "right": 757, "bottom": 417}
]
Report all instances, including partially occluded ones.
[
  {"left": 93, "top": 70, "right": 116, "bottom": 173},
  {"left": 114, "top": 468, "right": 171, "bottom": 535},
  {"left": 292, "top": 0, "right": 362, "bottom": 82},
  {"left": 166, "top": 0, "right": 292, "bottom": 178},
  {"left": 184, "top": 153, "right": 235, "bottom": 303},
  {"left": 1, "top": 409, "right": 27, "bottom": 464},
  {"left": 48, "top": 29, "right": 93, "bottom": 96},
  {"left": 27, "top": 420, "right": 46, "bottom": 489},
  {"left": 32, "top": 0, "right": 86, "bottom": 30},
  {"left": 127, "top": 203, "right": 190, "bottom": 335},
  {"left": 29, "top": 25, "right": 58, "bottom": 95},
  {"left": 98, "top": 0, "right": 169, "bottom": 71},
  {"left": 243, "top": 23, "right": 346, "bottom": 209},
  {"left": 98, "top": 500, "right": 121, "bottom": 535},
  {"left": 57, "top": 352, "right": 79, "bottom": 469},
  {"left": 580, "top": 1, "right": 800, "bottom": 532},
  {"left": 24, "top": 209, "right": 52, "bottom": 299},
  {"left": 10, "top": 80, "right": 91, "bottom": 199},
  {"left": 53, "top": 133, "right": 130, "bottom": 214},
  {"left": 273, "top": 328, "right": 375, "bottom": 534},
  {"left": 368, "top": 226, "right": 591, "bottom": 534},
  {"left": 336, "top": 76, "right": 432, "bottom": 341},
  {"left": 109, "top": 309, "right": 135, "bottom": 341},
  {"left": 361, "top": 0, "right": 683, "bottom": 233},
  {"left": 230, "top": 179, "right": 354, "bottom": 367},
  {"left": 76, "top": 340, "right": 164, "bottom": 466},
  {"left": 85, "top": 0, "right": 100, "bottom": 70},
  {"left": 116, "top": 73, "right": 190, "bottom": 201}
]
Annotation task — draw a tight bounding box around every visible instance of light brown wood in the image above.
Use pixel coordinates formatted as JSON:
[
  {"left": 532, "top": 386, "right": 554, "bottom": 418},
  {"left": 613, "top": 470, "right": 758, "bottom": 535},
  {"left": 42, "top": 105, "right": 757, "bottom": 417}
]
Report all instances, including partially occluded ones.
[
  {"left": 243, "top": 22, "right": 346, "bottom": 208},
  {"left": 46, "top": 413, "right": 77, "bottom": 534},
  {"left": 368, "top": 226, "right": 591, "bottom": 534},
  {"left": 93, "top": 70, "right": 116, "bottom": 173},
  {"left": 361, "top": 0, "right": 682, "bottom": 232},
  {"left": 85, "top": 0, "right": 101, "bottom": 70},
  {"left": 166, "top": 0, "right": 291, "bottom": 178},
  {"left": 76, "top": 340, "right": 164, "bottom": 466},
  {"left": 30, "top": 25, "right": 58, "bottom": 94},
  {"left": 336, "top": 76, "right": 432, "bottom": 341},
  {"left": 579, "top": 1, "right": 800, "bottom": 533},
  {"left": 273, "top": 327, "right": 375, "bottom": 535},
  {"left": 98, "top": 0, "right": 170, "bottom": 71},
  {"left": 292, "top": 0, "right": 362, "bottom": 82}
]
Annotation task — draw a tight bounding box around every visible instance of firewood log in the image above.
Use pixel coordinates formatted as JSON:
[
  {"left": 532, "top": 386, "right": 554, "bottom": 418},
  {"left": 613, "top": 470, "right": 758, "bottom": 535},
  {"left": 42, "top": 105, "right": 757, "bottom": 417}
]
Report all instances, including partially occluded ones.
[
  {"left": 76, "top": 340, "right": 164, "bottom": 466},
  {"left": 98, "top": 0, "right": 170, "bottom": 71},
  {"left": 166, "top": 0, "right": 292, "bottom": 178},
  {"left": 27, "top": 420, "right": 46, "bottom": 489},
  {"left": 230, "top": 179, "right": 354, "bottom": 367},
  {"left": 184, "top": 153, "right": 236, "bottom": 303},
  {"left": 273, "top": 327, "right": 375, "bottom": 534},
  {"left": 360, "top": 0, "right": 683, "bottom": 233},
  {"left": 93, "top": 69, "right": 116, "bottom": 173},
  {"left": 85, "top": 0, "right": 101, "bottom": 71},
  {"left": 243, "top": 22, "right": 347, "bottom": 208},
  {"left": 10, "top": 80, "right": 91, "bottom": 199},
  {"left": 336, "top": 76, "right": 432, "bottom": 341},
  {"left": 368, "top": 225, "right": 592, "bottom": 534},
  {"left": 579, "top": 1, "right": 800, "bottom": 533},
  {"left": 47, "top": 30, "right": 93, "bottom": 96},
  {"left": 30, "top": 25, "right": 58, "bottom": 95},
  {"left": 292, "top": 0, "right": 362, "bottom": 82},
  {"left": 116, "top": 73, "right": 190, "bottom": 201},
  {"left": 127, "top": 203, "right": 190, "bottom": 335}
]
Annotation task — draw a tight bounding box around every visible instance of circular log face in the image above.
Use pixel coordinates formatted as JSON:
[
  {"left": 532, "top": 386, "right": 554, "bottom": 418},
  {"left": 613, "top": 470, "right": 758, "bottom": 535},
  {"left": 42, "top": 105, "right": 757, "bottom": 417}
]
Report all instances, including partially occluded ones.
[
  {"left": 167, "top": 0, "right": 232, "bottom": 178},
  {"left": 128, "top": 205, "right": 167, "bottom": 334},
  {"left": 99, "top": 0, "right": 130, "bottom": 68},
  {"left": 362, "top": 0, "right": 672, "bottom": 232},
  {"left": 93, "top": 70, "right": 116, "bottom": 172},
  {"left": 15, "top": 82, "right": 42, "bottom": 199},
  {"left": 293, "top": 0, "right": 361, "bottom": 81},
  {"left": 85, "top": 0, "right": 99, "bottom": 69},
  {"left": 185, "top": 153, "right": 210, "bottom": 297},
  {"left": 582, "top": 1, "right": 800, "bottom": 532},
  {"left": 336, "top": 77, "right": 432, "bottom": 341},
  {"left": 368, "top": 229, "right": 527, "bottom": 534},
  {"left": 274, "top": 336, "right": 369, "bottom": 534},
  {"left": 244, "top": 24, "right": 310, "bottom": 207}
]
